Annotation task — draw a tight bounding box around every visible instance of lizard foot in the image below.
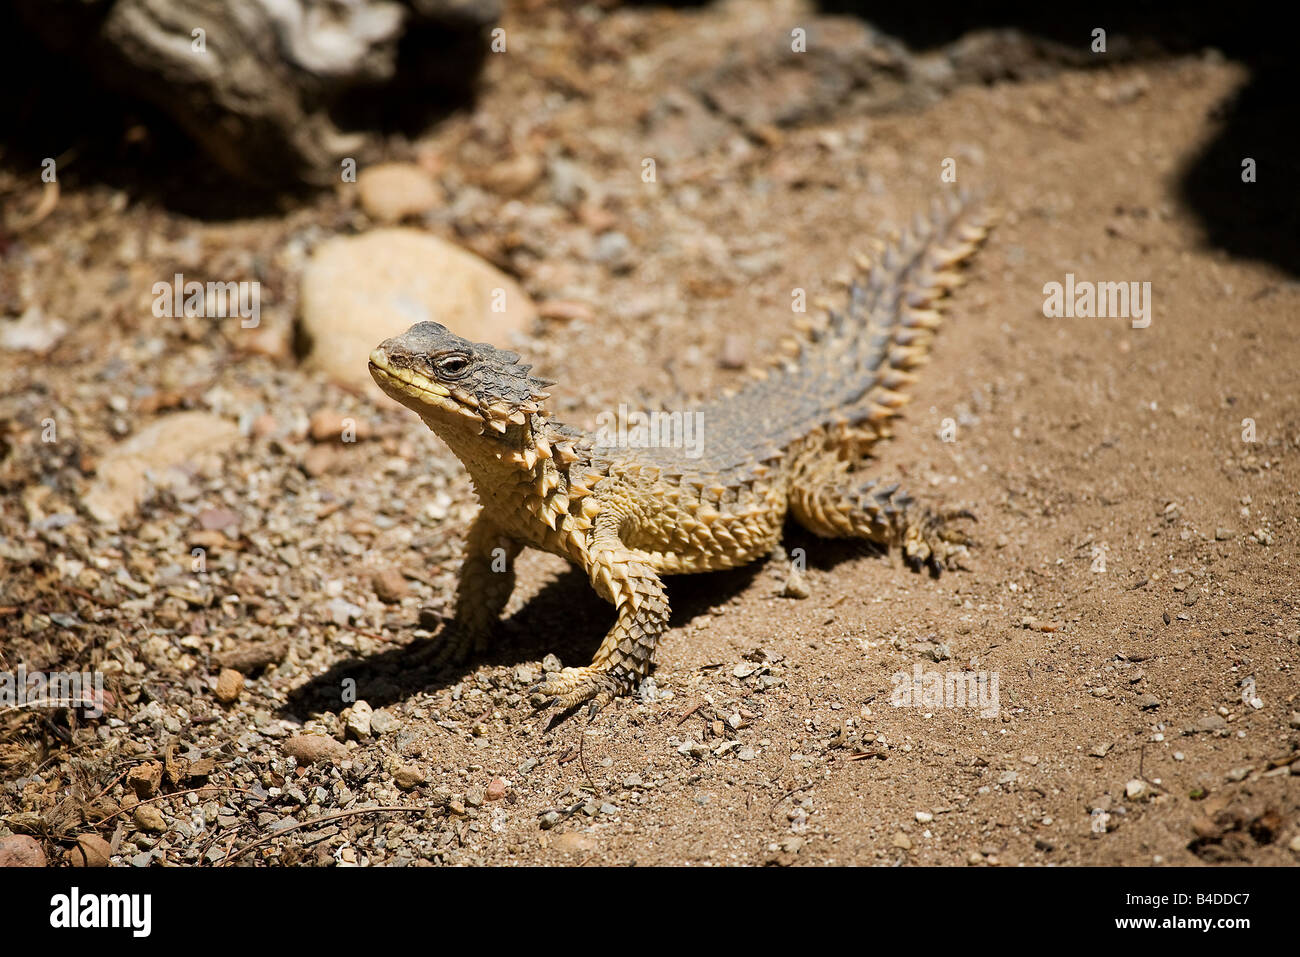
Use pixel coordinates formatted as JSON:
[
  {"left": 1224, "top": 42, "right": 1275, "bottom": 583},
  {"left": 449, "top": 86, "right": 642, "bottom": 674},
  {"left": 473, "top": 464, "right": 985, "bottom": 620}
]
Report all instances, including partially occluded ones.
[
  {"left": 902, "top": 508, "right": 975, "bottom": 574},
  {"left": 532, "top": 665, "right": 635, "bottom": 715}
]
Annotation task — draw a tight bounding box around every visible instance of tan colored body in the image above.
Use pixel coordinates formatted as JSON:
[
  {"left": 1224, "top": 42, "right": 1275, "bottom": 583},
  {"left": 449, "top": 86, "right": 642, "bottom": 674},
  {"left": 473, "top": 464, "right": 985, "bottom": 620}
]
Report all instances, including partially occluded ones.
[{"left": 369, "top": 197, "right": 995, "bottom": 710}]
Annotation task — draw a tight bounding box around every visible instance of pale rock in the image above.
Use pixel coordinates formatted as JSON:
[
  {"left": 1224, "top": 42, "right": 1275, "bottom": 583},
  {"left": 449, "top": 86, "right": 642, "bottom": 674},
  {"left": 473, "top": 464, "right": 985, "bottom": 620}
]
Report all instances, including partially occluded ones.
[
  {"left": 0, "top": 307, "right": 67, "bottom": 352},
  {"left": 83, "top": 412, "right": 240, "bottom": 526},
  {"left": 357, "top": 162, "right": 441, "bottom": 222},
  {"left": 298, "top": 230, "right": 536, "bottom": 395}
]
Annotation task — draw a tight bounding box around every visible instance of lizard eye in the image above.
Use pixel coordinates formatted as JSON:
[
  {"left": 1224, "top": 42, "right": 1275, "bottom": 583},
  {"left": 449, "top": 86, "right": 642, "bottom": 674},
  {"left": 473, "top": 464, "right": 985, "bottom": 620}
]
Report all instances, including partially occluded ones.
[{"left": 435, "top": 354, "right": 471, "bottom": 378}]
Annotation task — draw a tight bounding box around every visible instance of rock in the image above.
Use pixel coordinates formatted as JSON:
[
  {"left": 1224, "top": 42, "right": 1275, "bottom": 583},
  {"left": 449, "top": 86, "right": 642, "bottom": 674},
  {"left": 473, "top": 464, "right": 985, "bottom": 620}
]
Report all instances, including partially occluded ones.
[
  {"left": 126, "top": 762, "right": 163, "bottom": 799},
  {"left": 891, "top": 832, "right": 912, "bottom": 850},
  {"left": 466, "top": 786, "right": 486, "bottom": 807},
  {"left": 782, "top": 568, "right": 811, "bottom": 599},
  {"left": 915, "top": 811, "right": 934, "bottom": 823},
  {"left": 326, "top": 597, "right": 364, "bottom": 627},
  {"left": 214, "top": 668, "right": 245, "bottom": 704},
  {"left": 358, "top": 163, "right": 441, "bottom": 222},
  {"left": 1194, "top": 714, "right": 1227, "bottom": 733},
  {"left": 308, "top": 409, "right": 368, "bottom": 443},
  {"left": 591, "top": 231, "right": 633, "bottom": 271},
  {"left": 0, "top": 307, "right": 67, "bottom": 352},
  {"left": 298, "top": 229, "right": 537, "bottom": 395},
  {"left": 343, "top": 700, "right": 373, "bottom": 739},
  {"left": 552, "top": 832, "right": 596, "bottom": 854},
  {"left": 84, "top": 412, "right": 240, "bottom": 526},
  {"left": 198, "top": 507, "right": 241, "bottom": 532},
  {"left": 1125, "top": 779, "right": 1148, "bottom": 800},
  {"left": 719, "top": 334, "right": 747, "bottom": 369},
  {"left": 216, "top": 639, "right": 288, "bottom": 674},
  {"left": 1134, "top": 693, "right": 1160, "bottom": 710},
  {"left": 0, "top": 835, "right": 46, "bottom": 867},
  {"left": 284, "top": 734, "right": 349, "bottom": 765},
  {"left": 371, "top": 567, "right": 408, "bottom": 603},
  {"left": 133, "top": 805, "right": 167, "bottom": 833},
  {"left": 482, "top": 153, "right": 545, "bottom": 196},
  {"left": 369, "top": 710, "right": 398, "bottom": 734},
  {"left": 65, "top": 834, "right": 112, "bottom": 867},
  {"left": 638, "top": 677, "right": 660, "bottom": 703},
  {"left": 301, "top": 444, "right": 342, "bottom": 477},
  {"left": 393, "top": 764, "right": 427, "bottom": 790},
  {"left": 1191, "top": 816, "right": 1221, "bottom": 840},
  {"left": 13, "top": 0, "right": 496, "bottom": 187},
  {"left": 537, "top": 299, "right": 595, "bottom": 324},
  {"left": 1214, "top": 527, "right": 1233, "bottom": 541},
  {"left": 486, "top": 777, "right": 507, "bottom": 801}
]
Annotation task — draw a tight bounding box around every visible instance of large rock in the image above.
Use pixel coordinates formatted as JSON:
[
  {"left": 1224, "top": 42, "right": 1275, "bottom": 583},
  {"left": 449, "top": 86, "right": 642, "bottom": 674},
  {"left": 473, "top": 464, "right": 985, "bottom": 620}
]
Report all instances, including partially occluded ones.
[
  {"left": 298, "top": 229, "right": 537, "bottom": 395},
  {"left": 0, "top": 835, "right": 46, "bottom": 867},
  {"left": 11, "top": 0, "right": 501, "bottom": 186},
  {"left": 83, "top": 412, "right": 240, "bottom": 526}
]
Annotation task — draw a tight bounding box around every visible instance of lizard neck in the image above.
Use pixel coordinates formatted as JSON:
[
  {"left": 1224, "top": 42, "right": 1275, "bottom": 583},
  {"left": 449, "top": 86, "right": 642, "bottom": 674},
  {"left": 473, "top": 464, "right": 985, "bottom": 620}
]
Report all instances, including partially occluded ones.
[{"left": 423, "top": 410, "right": 589, "bottom": 500}]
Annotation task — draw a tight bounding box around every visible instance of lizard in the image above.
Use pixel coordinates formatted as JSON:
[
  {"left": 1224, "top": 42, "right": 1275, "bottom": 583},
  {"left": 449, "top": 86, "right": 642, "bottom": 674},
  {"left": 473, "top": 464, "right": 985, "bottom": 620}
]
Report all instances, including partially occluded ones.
[{"left": 368, "top": 195, "right": 996, "bottom": 713}]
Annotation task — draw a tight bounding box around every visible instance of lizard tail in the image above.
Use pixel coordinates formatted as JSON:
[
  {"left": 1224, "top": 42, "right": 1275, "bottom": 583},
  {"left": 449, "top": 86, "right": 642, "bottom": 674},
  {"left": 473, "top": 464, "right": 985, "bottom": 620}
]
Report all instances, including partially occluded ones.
[{"left": 824, "top": 194, "right": 997, "bottom": 450}]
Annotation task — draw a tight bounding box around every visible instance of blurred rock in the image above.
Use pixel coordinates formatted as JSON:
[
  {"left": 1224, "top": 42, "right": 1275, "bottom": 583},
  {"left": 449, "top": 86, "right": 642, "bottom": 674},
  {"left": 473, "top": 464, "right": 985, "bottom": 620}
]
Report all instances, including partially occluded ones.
[
  {"left": 298, "top": 229, "right": 536, "bottom": 395},
  {"left": 358, "top": 162, "right": 442, "bottom": 222},
  {"left": 372, "top": 567, "right": 408, "bottom": 603},
  {"left": 83, "top": 412, "right": 240, "bottom": 526},
  {"left": 12, "top": 0, "right": 500, "bottom": 186},
  {"left": 0, "top": 307, "right": 67, "bottom": 352},
  {"left": 0, "top": 835, "right": 45, "bottom": 866}
]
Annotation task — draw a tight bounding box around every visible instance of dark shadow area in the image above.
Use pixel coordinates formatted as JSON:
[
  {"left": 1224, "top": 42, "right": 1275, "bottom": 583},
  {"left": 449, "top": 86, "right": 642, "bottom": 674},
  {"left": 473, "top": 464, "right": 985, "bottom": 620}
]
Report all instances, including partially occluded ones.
[
  {"left": 0, "top": 4, "right": 295, "bottom": 220},
  {"left": 821, "top": 0, "right": 1300, "bottom": 275},
  {"left": 280, "top": 517, "right": 910, "bottom": 719},
  {"left": 328, "top": 12, "right": 490, "bottom": 137},
  {"left": 0, "top": 2, "right": 487, "bottom": 220},
  {"left": 281, "top": 560, "right": 762, "bottom": 718}
]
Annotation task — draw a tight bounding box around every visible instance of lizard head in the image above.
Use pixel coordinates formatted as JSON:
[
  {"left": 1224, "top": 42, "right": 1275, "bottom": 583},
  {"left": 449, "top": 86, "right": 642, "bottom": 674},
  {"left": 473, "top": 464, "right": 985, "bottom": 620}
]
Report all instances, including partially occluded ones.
[{"left": 369, "top": 322, "right": 554, "bottom": 438}]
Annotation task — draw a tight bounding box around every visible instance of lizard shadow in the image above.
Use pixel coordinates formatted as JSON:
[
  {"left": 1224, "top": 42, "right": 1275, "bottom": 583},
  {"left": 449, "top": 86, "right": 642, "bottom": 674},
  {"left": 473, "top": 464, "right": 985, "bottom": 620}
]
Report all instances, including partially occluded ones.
[
  {"left": 280, "top": 560, "right": 764, "bottom": 719},
  {"left": 279, "top": 522, "right": 902, "bottom": 719}
]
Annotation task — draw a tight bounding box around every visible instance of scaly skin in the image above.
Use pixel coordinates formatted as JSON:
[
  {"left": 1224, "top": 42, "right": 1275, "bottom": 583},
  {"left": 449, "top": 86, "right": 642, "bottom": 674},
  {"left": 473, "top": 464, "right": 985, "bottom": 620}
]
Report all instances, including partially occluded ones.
[{"left": 369, "top": 195, "right": 996, "bottom": 713}]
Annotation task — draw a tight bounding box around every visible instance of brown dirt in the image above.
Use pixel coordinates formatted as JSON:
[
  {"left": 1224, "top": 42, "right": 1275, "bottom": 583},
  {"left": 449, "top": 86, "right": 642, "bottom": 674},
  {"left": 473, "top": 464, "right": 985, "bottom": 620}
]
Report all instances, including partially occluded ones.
[{"left": 1, "top": 1, "right": 1297, "bottom": 866}]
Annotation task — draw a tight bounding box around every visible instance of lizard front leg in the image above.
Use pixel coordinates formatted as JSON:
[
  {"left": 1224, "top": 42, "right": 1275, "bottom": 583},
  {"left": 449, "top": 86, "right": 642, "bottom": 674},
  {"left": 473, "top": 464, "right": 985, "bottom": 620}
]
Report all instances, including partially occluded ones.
[
  {"left": 535, "top": 517, "right": 669, "bottom": 713},
  {"left": 424, "top": 513, "right": 522, "bottom": 668}
]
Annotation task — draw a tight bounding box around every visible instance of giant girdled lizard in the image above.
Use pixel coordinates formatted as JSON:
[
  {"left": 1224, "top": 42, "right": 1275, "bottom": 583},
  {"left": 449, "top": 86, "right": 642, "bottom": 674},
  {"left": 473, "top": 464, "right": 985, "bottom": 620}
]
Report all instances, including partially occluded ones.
[{"left": 369, "top": 196, "right": 995, "bottom": 712}]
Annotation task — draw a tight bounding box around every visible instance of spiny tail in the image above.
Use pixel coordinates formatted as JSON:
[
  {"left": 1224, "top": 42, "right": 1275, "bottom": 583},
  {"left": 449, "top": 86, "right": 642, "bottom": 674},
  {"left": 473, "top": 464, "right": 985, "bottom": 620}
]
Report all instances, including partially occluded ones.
[
  {"left": 699, "top": 196, "right": 994, "bottom": 471},
  {"left": 801, "top": 194, "right": 997, "bottom": 449}
]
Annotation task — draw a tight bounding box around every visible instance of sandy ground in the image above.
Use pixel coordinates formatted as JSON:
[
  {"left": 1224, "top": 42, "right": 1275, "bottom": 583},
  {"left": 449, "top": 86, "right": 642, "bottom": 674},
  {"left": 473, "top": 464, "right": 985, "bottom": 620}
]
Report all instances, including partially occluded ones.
[{"left": 1, "top": 1, "right": 1297, "bottom": 866}]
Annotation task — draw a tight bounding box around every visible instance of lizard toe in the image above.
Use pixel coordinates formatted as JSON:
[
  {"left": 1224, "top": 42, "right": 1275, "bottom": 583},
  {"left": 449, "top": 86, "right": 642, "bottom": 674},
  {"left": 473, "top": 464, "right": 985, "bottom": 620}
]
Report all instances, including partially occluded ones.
[{"left": 534, "top": 666, "right": 632, "bottom": 711}]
